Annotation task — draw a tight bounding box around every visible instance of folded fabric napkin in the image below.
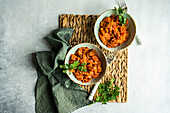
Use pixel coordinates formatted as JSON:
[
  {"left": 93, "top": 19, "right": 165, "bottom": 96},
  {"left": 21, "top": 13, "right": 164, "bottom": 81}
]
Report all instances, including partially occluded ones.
[{"left": 35, "top": 28, "right": 92, "bottom": 113}]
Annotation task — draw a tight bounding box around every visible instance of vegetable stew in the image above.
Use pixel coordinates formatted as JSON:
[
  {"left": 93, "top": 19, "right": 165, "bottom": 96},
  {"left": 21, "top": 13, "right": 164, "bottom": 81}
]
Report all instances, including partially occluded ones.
[
  {"left": 69, "top": 47, "right": 102, "bottom": 83},
  {"left": 99, "top": 15, "right": 129, "bottom": 48}
]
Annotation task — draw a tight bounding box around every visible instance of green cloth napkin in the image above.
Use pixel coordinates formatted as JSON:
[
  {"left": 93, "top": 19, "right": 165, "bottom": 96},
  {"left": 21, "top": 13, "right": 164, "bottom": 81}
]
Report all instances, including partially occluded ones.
[{"left": 35, "top": 28, "right": 92, "bottom": 113}]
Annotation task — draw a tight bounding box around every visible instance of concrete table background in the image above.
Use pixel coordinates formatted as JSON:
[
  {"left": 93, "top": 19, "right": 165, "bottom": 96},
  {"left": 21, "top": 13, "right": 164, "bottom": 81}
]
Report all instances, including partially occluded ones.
[{"left": 0, "top": 0, "right": 170, "bottom": 113}]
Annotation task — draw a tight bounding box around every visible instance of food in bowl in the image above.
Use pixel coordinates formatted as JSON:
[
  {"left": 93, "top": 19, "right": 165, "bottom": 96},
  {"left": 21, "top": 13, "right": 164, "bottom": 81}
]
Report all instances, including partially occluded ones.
[
  {"left": 99, "top": 15, "right": 129, "bottom": 48},
  {"left": 63, "top": 43, "right": 107, "bottom": 85},
  {"left": 68, "top": 47, "right": 102, "bottom": 83}
]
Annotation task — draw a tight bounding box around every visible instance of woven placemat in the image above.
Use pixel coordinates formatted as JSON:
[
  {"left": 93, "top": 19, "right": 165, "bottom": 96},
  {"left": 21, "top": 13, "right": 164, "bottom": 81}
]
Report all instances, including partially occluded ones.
[{"left": 59, "top": 14, "right": 128, "bottom": 103}]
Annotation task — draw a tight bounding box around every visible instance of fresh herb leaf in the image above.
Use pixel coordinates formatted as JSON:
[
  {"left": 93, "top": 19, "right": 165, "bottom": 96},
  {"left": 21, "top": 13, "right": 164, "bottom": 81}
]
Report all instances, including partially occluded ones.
[
  {"left": 119, "top": 15, "right": 122, "bottom": 22},
  {"left": 96, "top": 79, "right": 120, "bottom": 104},
  {"left": 63, "top": 70, "right": 67, "bottom": 73},
  {"left": 114, "top": 86, "right": 120, "bottom": 90},
  {"left": 111, "top": 96, "right": 116, "bottom": 100},
  {"left": 60, "top": 65, "right": 67, "bottom": 69},
  {"left": 96, "top": 96, "right": 100, "bottom": 102},
  {"left": 82, "top": 66, "right": 85, "bottom": 70},
  {"left": 60, "top": 61, "right": 87, "bottom": 74},
  {"left": 82, "top": 62, "right": 87, "bottom": 66},
  {"left": 123, "top": 16, "right": 127, "bottom": 23},
  {"left": 72, "top": 61, "right": 80, "bottom": 67},
  {"left": 114, "top": 7, "right": 119, "bottom": 14},
  {"left": 118, "top": 7, "right": 122, "bottom": 14},
  {"left": 122, "top": 9, "right": 125, "bottom": 15},
  {"left": 70, "top": 61, "right": 80, "bottom": 69},
  {"left": 115, "top": 7, "right": 127, "bottom": 26},
  {"left": 66, "top": 64, "right": 69, "bottom": 66},
  {"left": 110, "top": 78, "right": 115, "bottom": 83},
  {"left": 69, "top": 70, "right": 72, "bottom": 74},
  {"left": 77, "top": 66, "right": 81, "bottom": 71},
  {"left": 78, "top": 66, "right": 87, "bottom": 72}
]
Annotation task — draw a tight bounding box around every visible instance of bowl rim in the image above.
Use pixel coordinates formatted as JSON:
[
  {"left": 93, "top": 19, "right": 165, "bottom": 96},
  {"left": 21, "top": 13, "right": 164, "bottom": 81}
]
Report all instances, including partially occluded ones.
[
  {"left": 94, "top": 9, "right": 136, "bottom": 51},
  {"left": 64, "top": 43, "right": 107, "bottom": 85}
]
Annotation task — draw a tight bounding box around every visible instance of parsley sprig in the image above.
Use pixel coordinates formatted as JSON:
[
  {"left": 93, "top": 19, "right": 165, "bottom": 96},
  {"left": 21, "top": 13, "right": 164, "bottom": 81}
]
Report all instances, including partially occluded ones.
[
  {"left": 114, "top": 7, "right": 127, "bottom": 26},
  {"left": 96, "top": 78, "right": 120, "bottom": 104},
  {"left": 60, "top": 61, "right": 87, "bottom": 74}
]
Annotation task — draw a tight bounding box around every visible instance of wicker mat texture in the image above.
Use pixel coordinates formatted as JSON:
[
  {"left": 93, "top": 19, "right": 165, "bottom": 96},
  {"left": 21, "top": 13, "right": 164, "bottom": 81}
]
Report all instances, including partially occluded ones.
[{"left": 59, "top": 14, "right": 128, "bottom": 103}]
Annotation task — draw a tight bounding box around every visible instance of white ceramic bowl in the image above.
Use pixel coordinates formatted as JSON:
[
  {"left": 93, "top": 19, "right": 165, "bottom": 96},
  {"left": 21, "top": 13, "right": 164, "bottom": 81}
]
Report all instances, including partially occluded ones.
[
  {"left": 64, "top": 43, "right": 107, "bottom": 85},
  {"left": 94, "top": 9, "right": 136, "bottom": 51}
]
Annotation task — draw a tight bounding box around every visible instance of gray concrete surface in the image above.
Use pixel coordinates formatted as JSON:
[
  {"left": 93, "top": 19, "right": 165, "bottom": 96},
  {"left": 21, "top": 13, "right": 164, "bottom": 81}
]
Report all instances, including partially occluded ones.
[{"left": 0, "top": 0, "right": 170, "bottom": 113}]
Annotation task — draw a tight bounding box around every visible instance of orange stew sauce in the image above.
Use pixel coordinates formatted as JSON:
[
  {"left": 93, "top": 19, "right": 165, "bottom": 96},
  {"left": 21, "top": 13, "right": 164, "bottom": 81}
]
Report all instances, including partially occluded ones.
[
  {"left": 69, "top": 47, "right": 102, "bottom": 83},
  {"left": 99, "top": 15, "right": 129, "bottom": 48}
]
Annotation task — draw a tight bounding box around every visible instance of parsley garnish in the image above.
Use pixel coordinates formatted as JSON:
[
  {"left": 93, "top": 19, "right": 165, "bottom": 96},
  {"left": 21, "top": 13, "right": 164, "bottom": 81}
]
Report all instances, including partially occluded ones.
[
  {"left": 114, "top": 7, "right": 127, "bottom": 26},
  {"left": 60, "top": 61, "right": 87, "bottom": 74},
  {"left": 96, "top": 78, "right": 120, "bottom": 104},
  {"left": 82, "top": 62, "right": 87, "bottom": 66},
  {"left": 78, "top": 66, "right": 87, "bottom": 72}
]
